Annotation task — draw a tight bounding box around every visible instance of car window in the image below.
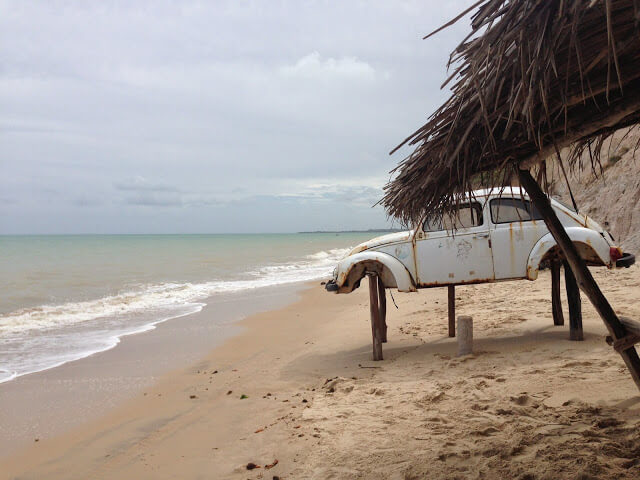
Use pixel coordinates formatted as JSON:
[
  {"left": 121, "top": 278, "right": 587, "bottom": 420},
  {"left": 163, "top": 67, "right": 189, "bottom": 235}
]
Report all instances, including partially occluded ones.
[
  {"left": 423, "top": 217, "right": 443, "bottom": 232},
  {"left": 490, "top": 198, "right": 543, "bottom": 224},
  {"left": 423, "top": 203, "right": 483, "bottom": 232}
]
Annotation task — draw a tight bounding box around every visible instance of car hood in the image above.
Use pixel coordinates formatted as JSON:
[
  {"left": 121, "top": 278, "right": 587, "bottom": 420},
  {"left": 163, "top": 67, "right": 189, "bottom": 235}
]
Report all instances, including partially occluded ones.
[{"left": 346, "top": 230, "right": 413, "bottom": 257}]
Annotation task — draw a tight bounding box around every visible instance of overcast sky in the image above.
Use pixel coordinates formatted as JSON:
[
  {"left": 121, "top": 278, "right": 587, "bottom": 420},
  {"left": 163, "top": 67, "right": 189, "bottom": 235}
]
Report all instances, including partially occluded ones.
[{"left": 1, "top": 1, "right": 474, "bottom": 234}]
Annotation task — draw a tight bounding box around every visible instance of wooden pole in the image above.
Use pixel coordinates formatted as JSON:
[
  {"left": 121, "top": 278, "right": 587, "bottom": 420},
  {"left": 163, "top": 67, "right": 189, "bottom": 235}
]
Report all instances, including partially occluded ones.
[
  {"left": 519, "top": 169, "right": 640, "bottom": 390},
  {"left": 551, "top": 260, "right": 565, "bottom": 326},
  {"left": 368, "top": 275, "right": 383, "bottom": 361},
  {"left": 564, "top": 260, "right": 584, "bottom": 341},
  {"left": 377, "top": 276, "right": 388, "bottom": 343},
  {"left": 448, "top": 285, "right": 456, "bottom": 337},
  {"left": 457, "top": 315, "right": 473, "bottom": 356}
]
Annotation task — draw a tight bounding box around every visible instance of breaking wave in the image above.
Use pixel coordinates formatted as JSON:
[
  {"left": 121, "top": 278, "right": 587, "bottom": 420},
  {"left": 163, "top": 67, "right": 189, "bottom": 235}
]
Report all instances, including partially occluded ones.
[{"left": 0, "top": 246, "right": 350, "bottom": 383}]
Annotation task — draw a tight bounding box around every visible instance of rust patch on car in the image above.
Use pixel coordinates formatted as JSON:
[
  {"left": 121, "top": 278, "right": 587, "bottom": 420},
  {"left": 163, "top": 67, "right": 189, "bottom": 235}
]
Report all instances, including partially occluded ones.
[{"left": 417, "top": 277, "right": 495, "bottom": 289}]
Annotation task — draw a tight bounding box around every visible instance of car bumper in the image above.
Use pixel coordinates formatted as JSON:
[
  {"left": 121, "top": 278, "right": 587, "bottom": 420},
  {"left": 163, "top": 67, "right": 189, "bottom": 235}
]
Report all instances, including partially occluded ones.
[
  {"left": 617, "top": 252, "right": 635, "bottom": 268},
  {"left": 325, "top": 280, "right": 339, "bottom": 292}
]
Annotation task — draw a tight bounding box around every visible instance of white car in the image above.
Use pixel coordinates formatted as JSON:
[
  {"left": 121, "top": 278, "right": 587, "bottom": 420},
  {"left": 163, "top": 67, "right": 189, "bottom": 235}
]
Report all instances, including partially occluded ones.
[{"left": 325, "top": 187, "right": 634, "bottom": 294}]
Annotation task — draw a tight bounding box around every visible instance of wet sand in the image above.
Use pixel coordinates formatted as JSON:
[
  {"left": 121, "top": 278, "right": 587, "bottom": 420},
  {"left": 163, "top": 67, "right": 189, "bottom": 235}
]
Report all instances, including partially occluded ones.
[
  {"left": 2, "top": 265, "right": 640, "bottom": 479},
  {"left": 0, "top": 284, "right": 301, "bottom": 457}
]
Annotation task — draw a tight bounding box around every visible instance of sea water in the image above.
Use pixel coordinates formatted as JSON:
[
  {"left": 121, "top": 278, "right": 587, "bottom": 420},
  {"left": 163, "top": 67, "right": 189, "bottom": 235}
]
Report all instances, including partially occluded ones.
[{"left": 0, "top": 233, "right": 383, "bottom": 383}]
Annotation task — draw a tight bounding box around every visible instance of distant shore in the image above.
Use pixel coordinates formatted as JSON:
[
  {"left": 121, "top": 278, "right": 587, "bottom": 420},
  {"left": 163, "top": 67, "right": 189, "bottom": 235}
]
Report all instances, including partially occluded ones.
[{"left": 298, "top": 228, "right": 404, "bottom": 234}]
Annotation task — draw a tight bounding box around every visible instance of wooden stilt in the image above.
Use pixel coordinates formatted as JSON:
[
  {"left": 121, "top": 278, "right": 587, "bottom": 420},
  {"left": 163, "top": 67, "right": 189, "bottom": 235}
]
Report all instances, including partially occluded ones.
[
  {"left": 368, "top": 275, "right": 383, "bottom": 361},
  {"left": 448, "top": 285, "right": 456, "bottom": 337},
  {"left": 551, "top": 260, "right": 564, "bottom": 326},
  {"left": 519, "top": 169, "right": 640, "bottom": 390},
  {"left": 564, "top": 260, "right": 583, "bottom": 341},
  {"left": 377, "top": 276, "right": 388, "bottom": 343}
]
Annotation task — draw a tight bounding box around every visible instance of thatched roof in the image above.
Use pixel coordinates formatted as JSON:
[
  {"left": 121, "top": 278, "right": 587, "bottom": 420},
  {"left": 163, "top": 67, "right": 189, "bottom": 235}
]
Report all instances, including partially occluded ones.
[{"left": 383, "top": 0, "right": 640, "bottom": 224}]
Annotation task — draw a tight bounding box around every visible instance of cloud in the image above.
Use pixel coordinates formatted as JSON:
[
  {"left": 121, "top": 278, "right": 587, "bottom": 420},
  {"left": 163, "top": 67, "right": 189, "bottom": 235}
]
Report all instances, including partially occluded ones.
[
  {"left": 113, "top": 177, "right": 181, "bottom": 193},
  {"left": 72, "top": 195, "right": 103, "bottom": 207},
  {"left": 274, "top": 182, "right": 383, "bottom": 207},
  {"left": 0, "top": 0, "right": 477, "bottom": 233},
  {"left": 123, "top": 193, "right": 184, "bottom": 207},
  {"left": 113, "top": 178, "right": 230, "bottom": 208},
  {"left": 0, "top": 196, "right": 17, "bottom": 205},
  {"left": 280, "top": 52, "right": 377, "bottom": 81}
]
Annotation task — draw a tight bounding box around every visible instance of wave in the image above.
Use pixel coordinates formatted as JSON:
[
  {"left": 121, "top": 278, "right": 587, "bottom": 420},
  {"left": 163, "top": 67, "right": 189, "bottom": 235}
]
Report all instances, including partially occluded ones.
[
  {"left": 0, "top": 247, "right": 349, "bottom": 336},
  {"left": 0, "top": 246, "right": 350, "bottom": 383}
]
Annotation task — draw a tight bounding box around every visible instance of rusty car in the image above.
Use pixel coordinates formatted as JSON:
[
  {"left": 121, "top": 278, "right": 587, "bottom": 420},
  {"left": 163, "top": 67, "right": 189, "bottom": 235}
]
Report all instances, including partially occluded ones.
[{"left": 325, "top": 187, "right": 635, "bottom": 294}]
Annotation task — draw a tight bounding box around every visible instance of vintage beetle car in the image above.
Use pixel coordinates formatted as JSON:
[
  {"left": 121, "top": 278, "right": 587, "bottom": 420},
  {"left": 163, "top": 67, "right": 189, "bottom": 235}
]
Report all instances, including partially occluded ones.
[{"left": 325, "top": 188, "right": 635, "bottom": 294}]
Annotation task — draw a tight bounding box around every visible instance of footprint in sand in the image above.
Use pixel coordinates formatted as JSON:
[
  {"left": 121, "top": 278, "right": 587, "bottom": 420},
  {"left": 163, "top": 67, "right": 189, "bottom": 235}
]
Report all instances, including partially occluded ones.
[
  {"left": 472, "top": 426, "right": 500, "bottom": 436},
  {"left": 471, "top": 373, "right": 496, "bottom": 380},
  {"left": 510, "top": 394, "right": 531, "bottom": 406},
  {"left": 495, "top": 408, "right": 513, "bottom": 415},
  {"left": 562, "top": 361, "right": 594, "bottom": 368},
  {"left": 525, "top": 368, "right": 545, "bottom": 375},
  {"left": 367, "top": 387, "right": 385, "bottom": 396}
]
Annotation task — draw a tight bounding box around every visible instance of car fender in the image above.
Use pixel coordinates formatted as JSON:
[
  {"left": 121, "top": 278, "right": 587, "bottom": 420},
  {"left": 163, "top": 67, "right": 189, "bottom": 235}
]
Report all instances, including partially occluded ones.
[
  {"left": 526, "top": 228, "right": 611, "bottom": 280},
  {"left": 335, "top": 251, "right": 416, "bottom": 293}
]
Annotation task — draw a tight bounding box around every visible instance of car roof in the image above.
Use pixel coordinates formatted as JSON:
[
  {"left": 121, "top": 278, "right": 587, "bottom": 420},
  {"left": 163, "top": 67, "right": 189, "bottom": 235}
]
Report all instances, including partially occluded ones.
[{"left": 463, "top": 186, "right": 528, "bottom": 199}]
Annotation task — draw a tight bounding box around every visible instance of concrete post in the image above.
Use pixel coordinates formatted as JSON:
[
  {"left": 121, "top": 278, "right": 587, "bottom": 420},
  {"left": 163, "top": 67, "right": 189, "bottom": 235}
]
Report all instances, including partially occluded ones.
[{"left": 457, "top": 315, "right": 473, "bottom": 356}]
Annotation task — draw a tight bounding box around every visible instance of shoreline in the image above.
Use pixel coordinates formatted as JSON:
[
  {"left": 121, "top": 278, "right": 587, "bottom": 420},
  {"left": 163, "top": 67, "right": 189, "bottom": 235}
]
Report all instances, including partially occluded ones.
[
  {"left": 2, "top": 265, "right": 640, "bottom": 479},
  {"left": 0, "top": 281, "right": 307, "bottom": 459},
  {"left": 0, "top": 232, "right": 363, "bottom": 388},
  {"left": 0, "top": 304, "right": 204, "bottom": 385}
]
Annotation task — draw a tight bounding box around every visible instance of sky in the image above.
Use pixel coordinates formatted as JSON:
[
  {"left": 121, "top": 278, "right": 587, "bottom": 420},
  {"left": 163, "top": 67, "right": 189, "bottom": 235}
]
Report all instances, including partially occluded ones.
[{"left": 1, "top": 0, "right": 475, "bottom": 234}]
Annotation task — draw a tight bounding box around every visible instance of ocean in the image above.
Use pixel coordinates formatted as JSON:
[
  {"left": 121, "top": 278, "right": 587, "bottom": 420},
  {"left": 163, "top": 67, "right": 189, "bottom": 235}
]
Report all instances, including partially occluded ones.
[{"left": 0, "top": 232, "right": 383, "bottom": 384}]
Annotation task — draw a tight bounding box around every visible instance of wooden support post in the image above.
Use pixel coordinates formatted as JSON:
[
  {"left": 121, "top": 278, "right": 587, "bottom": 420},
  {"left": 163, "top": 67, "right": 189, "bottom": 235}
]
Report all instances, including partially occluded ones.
[
  {"left": 519, "top": 169, "right": 640, "bottom": 390},
  {"left": 368, "top": 275, "right": 383, "bottom": 361},
  {"left": 448, "top": 285, "right": 456, "bottom": 337},
  {"left": 564, "top": 260, "right": 584, "bottom": 341},
  {"left": 457, "top": 315, "right": 473, "bottom": 356},
  {"left": 377, "top": 276, "right": 388, "bottom": 343},
  {"left": 551, "top": 260, "right": 565, "bottom": 326}
]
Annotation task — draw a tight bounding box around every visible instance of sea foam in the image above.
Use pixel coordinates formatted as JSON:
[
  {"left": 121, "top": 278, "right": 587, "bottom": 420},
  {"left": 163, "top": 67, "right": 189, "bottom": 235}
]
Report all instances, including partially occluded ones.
[{"left": 0, "top": 246, "right": 350, "bottom": 383}]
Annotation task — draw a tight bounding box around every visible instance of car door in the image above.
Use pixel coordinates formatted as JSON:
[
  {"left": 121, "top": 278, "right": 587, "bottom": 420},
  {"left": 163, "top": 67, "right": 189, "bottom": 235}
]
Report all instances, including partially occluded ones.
[
  {"left": 414, "top": 202, "right": 495, "bottom": 286},
  {"left": 489, "top": 196, "right": 547, "bottom": 279}
]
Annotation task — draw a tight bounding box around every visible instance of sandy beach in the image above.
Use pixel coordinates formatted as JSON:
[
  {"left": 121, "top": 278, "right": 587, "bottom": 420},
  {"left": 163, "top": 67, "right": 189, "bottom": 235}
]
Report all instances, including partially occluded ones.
[
  {"left": 2, "top": 264, "right": 640, "bottom": 479},
  {"left": 5, "top": 2, "right": 640, "bottom": 479}
]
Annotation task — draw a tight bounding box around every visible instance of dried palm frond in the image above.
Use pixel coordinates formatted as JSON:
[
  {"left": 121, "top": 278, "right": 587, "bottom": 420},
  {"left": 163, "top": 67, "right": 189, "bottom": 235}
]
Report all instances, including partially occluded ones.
[{"left": 382, "top": 0, "right": 640, "bottom": 224}]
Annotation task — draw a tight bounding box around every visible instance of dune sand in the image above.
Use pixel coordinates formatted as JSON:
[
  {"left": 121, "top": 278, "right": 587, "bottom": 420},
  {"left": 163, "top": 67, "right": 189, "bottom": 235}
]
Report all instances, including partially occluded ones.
[{"left": 2, "top": 265, "right": 640, "bottom": 479}]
